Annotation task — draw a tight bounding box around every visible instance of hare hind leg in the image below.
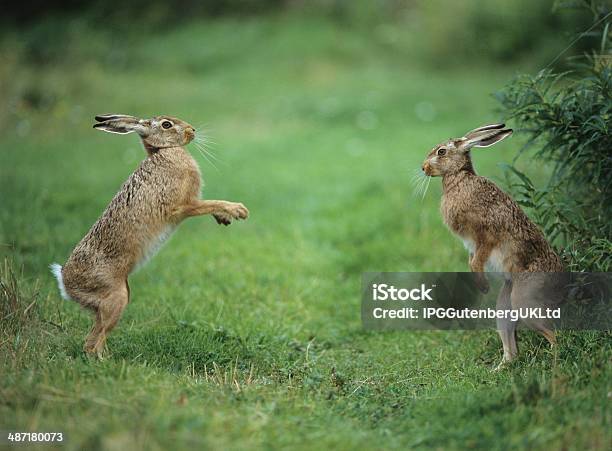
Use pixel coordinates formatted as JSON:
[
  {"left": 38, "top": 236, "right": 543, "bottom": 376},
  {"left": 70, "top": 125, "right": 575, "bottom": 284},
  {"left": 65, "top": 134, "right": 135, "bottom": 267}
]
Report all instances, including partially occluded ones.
[
  {"left": 523, "top": 317, "right": 557, "bottom": 347},
  {"left": 511, "top": 275, "right": 557, "bottom": 349},
  {"left": 495, "top": 279, "right": 518, "bottom": 370},
  {"left": 84, "top": 282, "right": 129, "bottom": 357}
]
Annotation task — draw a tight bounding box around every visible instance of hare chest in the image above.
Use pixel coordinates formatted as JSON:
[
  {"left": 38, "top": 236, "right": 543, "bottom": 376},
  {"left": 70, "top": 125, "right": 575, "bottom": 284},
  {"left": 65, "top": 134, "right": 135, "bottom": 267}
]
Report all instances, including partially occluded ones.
[
  {"left": 460, "top": 237, "right": 505, "bottom": 272},
  {"left": 134, "top": 225, "right": 176, "bottom": 272}
]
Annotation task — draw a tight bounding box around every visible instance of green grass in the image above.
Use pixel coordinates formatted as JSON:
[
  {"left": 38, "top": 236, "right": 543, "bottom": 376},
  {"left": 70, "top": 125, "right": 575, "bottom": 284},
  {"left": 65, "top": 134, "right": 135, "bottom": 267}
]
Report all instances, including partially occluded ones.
[{"left": 1, "top": 15, "right": 610, "bottom": 451}]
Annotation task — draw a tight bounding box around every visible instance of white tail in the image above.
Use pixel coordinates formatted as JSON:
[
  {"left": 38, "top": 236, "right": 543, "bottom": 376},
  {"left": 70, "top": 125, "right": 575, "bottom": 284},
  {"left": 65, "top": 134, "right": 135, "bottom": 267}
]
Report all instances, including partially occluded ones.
[{"left": 50, "top": 263, "right": 71, "bottom": 300}]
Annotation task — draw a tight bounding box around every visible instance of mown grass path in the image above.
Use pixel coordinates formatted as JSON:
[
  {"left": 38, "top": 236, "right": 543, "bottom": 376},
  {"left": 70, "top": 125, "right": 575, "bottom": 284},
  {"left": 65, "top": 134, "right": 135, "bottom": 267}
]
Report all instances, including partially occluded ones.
[{"left": 1, "top": 17, "right": 609, "bottom": 450}]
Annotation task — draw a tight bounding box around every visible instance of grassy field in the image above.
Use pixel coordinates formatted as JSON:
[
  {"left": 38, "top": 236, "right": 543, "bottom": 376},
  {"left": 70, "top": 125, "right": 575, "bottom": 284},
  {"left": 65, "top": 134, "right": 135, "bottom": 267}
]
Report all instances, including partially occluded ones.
[{"left": 1, "top": 16, "right": 610, "bottom": 450}]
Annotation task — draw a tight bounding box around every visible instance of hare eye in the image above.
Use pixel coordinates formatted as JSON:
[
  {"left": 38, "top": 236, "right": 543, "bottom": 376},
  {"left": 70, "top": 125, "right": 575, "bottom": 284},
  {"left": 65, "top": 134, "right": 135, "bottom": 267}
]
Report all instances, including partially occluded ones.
[
  {"left": 437, "top": 148, "right": 447, "bottom": 156},
  {"left": 161, "top": 121, "right": 173, "bottom": 129}
]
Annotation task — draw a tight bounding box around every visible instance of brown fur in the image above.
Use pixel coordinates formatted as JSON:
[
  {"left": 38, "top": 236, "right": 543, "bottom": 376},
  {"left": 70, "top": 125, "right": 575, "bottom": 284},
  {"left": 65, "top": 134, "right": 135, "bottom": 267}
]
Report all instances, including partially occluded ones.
[
  {"left": 422, "top": 123, "right": 564, "bottom": 369},
  {"left": 54, "top": 114, "right": 249, "bottom": 357}
]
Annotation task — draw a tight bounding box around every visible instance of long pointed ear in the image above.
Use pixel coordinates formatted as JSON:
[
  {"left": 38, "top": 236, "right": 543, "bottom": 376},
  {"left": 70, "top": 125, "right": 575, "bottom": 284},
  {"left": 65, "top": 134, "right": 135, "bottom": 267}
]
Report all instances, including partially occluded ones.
[
  {"left": 94, "top": 114, "right": 138, "bottom": 122},
  {"left": 93, "top": 122, "right": 134, "bottom": 134},
  {"left": 93, "top": 114, "right": 141, "bottom": 135},
  {"left": 464, "top": 123, "right": 505, "bottom": 139},
  {"left": 463, "top": 129, "right": 513, "bottom": 149}
]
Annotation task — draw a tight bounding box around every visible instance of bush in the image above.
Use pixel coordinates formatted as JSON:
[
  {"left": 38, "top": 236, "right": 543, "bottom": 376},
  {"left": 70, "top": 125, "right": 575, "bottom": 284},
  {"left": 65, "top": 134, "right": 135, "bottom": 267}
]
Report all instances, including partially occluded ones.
[{"left": 496, "top": 2, "right": 611, "bottom": 271}]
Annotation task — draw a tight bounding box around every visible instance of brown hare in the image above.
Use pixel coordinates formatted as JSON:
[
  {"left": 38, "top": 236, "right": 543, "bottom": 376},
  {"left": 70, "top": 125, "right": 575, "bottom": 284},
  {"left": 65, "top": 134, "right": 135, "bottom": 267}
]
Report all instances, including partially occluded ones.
[
  {"left": 51, "top": 114, "right": 249, "bottom": 357},
  {"left": 421, "top": 123, "right": 565, "bottom": 369}
]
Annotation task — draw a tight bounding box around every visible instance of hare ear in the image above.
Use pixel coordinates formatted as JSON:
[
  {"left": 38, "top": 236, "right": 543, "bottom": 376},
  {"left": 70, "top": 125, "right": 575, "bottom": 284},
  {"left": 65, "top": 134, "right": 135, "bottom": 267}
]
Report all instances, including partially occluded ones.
[
  {"left": 94, "top": 114, "right": 138, "bottom": 122},
  {"left": 465, "top": 129, "right": 513, "bottom": 149},
  {"left": 93, "top": 122, "right": 133, "bottom": 134},
  {"left": 93, "top": 114, "right": 141, "bottom": 134},
  {"left": 464, "top": 123, "right": 505, "bottom": 139}
]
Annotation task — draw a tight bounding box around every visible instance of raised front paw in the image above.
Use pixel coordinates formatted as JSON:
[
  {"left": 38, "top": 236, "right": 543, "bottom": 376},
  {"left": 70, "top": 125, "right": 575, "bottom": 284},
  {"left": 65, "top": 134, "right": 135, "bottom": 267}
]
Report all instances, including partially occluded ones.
[
  {"left": 473, "top": 272, "right": 490, "bottom": 294},
  {"left": 213, "top": 202, "right": 249, "bottom": 226}
]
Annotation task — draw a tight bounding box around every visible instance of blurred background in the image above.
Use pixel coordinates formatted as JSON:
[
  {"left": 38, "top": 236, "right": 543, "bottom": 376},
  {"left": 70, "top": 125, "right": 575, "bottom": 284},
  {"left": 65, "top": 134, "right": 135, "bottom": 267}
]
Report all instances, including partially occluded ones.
[
  {"left": 0, "top": 1, "right": 610, "bottom": 449},
  {"left": 0, "top": 0, "right": 603, "bottom": 273}
]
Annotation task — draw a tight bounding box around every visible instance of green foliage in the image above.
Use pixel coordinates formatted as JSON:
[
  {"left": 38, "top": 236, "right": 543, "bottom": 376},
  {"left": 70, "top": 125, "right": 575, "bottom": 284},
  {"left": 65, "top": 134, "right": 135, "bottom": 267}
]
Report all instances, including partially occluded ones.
[{"left": 497, "top": 60, "right": 611, "bottom": 270}]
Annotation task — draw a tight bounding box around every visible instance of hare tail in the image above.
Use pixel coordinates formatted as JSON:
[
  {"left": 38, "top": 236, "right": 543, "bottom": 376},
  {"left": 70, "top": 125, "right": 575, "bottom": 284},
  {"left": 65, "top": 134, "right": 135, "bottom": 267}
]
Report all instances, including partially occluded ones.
[{"left": 50, "top": 263, "right": 71, "bottom": 301}]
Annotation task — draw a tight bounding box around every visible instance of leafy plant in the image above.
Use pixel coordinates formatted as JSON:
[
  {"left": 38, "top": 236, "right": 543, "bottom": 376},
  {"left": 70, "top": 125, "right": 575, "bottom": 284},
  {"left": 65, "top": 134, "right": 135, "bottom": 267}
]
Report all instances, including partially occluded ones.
[{"left": 496, "top": 2, "right": 611, "bottom": 271}]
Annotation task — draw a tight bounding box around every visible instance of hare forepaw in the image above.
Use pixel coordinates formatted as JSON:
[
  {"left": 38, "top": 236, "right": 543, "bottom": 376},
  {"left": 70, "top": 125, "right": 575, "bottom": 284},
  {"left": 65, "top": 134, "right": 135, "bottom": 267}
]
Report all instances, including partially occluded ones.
[
  {"left": 213, "top": 202, "right": 249, "bottom": 226},
  {"left": 473, "top": 273, "right": 490, "bottom": 294}
]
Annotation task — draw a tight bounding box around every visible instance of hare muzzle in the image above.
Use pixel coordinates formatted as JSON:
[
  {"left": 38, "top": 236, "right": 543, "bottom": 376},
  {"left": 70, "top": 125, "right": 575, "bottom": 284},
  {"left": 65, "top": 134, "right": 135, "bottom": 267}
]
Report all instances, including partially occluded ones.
[{"left": 184, "top": 127, "right": 196, "bottom": 143}]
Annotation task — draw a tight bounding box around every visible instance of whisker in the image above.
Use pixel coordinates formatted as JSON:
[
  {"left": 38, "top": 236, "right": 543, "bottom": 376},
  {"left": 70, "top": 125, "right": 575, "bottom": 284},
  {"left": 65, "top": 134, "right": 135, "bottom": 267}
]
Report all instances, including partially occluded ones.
[
  {"left": 196, "top": 125, "right": 217, "bottom": 142},
  {"left": 412, "top": 175, "right": 427, "bottom": 198},
  {"left": 194, "top": 142, "right": 220, "bottom": 172},
  {"left": 410, "top": 173, "right": 425, "bottom": 187},
  {"left": 419, "top": 180, "right": 428, "bottom": 198},
  {"left": 197, "top": 141, "right": 219, "bottom": 152},
  {"left": 421, "top": 176, "right": 432, "bottom": 200},
  {"left": 409, "top": 167, "right": 424, "bottom": 179},
  {"left": 410, "top": 168, "right": 427, "bottom": 194},
  {"left": 194, "top": 134, "right": 219, "bottom": 148},
  {"left": 197, "top": 137, "right": 219, "bottom": 148},
  {"left": 410, "top": 170, "right": 423, "bottom": 182},
  {"left": 196, "top": 141, "right": 224, "bottom": 165},
  {"left": 191, "top": 125, "right": 229, "bottom": 172},
  {"left": 192, "top": 130, "right": 226, "bottom": 167}
]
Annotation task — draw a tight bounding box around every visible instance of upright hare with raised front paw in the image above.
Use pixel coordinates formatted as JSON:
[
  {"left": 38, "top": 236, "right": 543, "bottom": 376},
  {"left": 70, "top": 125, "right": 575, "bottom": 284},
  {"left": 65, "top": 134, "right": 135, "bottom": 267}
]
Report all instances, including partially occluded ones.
[
  {"left": 51, "top": 114, "right": 249, "bottom": 357},
  {"left": 421, "top": 123, "right": 564, "bottom": 369}
]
